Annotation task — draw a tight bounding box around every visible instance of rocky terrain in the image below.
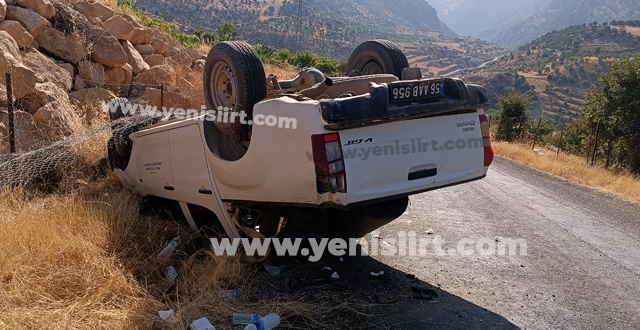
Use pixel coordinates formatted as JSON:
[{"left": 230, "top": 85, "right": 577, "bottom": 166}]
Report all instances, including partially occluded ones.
[
  {"left": 0, "top": 0, "right": 206, "bottom": 153},
  {"left": 463, "top": 22, "right": 640, "bottom": 120}
]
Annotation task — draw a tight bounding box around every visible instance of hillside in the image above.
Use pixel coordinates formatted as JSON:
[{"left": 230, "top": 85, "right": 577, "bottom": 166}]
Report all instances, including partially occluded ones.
[
  {"left": 478, "top": 0, "right": 640, "bottom": 49},
  {"left": 402, "top": 35, "right": 506, "bottom": 77},
  {"left": 462, "top": 22, "right": 640, "bottom": 120},
  {"left": 133, "top": 0, "right": 453, "bottom": 59},
  {"left": 429, "top": 0, "right": 528, "bottom": 38}
]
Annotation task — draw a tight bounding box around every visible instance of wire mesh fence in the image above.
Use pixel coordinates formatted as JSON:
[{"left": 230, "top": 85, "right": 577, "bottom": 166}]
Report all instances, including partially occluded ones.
[{"left": 0, "top": 71, "right": 168, "bottom": 191}]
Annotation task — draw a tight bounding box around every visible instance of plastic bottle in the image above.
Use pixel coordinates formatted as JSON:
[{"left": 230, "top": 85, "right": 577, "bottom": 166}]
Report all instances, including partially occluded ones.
[
  {"left": 233, "top": 313, "right": 260, "bottom": 325},
  {"left": 244, "top": 313, "right": 281, "bottom": 330},
  {"left": 221, "top": 289, "right": 240, "bottom": 299},
  {"left": 165, "top": 266, "right": 178, "bottom": 283},
  {"left": 157, "top": 236, "right": 181, "bottom": 264},
  {"left": 263, "top": 262, "right": 281, "bottom": 276}
]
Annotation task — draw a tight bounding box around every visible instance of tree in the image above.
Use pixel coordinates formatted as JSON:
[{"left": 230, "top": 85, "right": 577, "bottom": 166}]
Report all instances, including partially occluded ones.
[
  {"left": 217, "top": 22, "right": 239, "bottom": 41},
  {"left": 291, "top": 51, "right": 316, "bottom": 69},
  {"left": 583, "top": 55, "right": 640, "bottom": 172},
  {"left": 494, "top": 92, "right": 531, "bottom": 142}
]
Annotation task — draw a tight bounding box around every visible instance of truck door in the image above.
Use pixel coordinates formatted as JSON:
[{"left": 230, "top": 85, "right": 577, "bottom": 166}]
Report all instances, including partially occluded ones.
[
  {"left": 135, "top": 131, "right": 178, "bottom": 200},
  {"left": 168, "top": 125, "right": 238, "bottom": 237}
]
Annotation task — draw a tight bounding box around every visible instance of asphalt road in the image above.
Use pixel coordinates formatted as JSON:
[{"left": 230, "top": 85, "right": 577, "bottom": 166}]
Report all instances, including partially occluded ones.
[{"left": 266, "top": 157, "right": 640, "bottom": 329}]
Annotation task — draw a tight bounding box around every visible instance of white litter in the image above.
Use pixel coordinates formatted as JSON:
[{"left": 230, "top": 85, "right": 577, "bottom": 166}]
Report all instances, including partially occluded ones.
[
  {"left": 370, "top": 271, "right": 385, "bottom": 277},
  {"left": 331, "top": 272, "right": 340, "bottom": 279},
  {"left": 190, "top": 317, "right": 216, "bottom": 330},
  {"left": 159, "top": 310, "right": 178, "bottom": 324},
  {"left": 425, "top": 228, "right": 434, "bottom": 235},
  {"left": 339, "top": 257, "right": 344, "bottom": 262},
  {"left": 322, "top": 266, "right": 332, "bottom": 271}
]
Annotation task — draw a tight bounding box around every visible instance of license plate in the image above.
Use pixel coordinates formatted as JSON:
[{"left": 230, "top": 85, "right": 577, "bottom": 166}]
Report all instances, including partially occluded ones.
[{"left": 389, "top": 80, "right": 444, "bottom": 103}]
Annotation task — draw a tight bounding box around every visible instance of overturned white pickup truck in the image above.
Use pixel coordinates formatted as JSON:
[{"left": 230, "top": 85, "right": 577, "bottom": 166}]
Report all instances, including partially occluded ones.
[{"left": 108, "top": 40, "right": 493, "bottom": 242}]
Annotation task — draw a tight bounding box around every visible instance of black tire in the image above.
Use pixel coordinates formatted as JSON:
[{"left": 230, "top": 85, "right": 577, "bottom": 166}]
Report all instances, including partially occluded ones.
[
  {"left": 346, "top": 40, "right": 410, "bottom": 79},
  {"left": 108, "top": 97, "right": 159, "bottom": 160},
  {"left": 108, "top": 137, "right": 129, "bottom": 171},
  {"left": 204, "top": 41, "right": 267, "bottom": 136},
  {"left": 108, "top": 97, "right": 133, "bottom": 157}
]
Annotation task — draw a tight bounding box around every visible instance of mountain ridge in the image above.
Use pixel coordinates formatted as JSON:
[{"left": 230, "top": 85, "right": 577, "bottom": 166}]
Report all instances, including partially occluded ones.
[
  {"left": 134, "top": 0, "right": 453, "bottom": 58},
  {"left": 429, "top": 0, "right": 528, "bottom": 38},
  {"left": 478, "top": 0, "right": 640, "bottom": 49}
]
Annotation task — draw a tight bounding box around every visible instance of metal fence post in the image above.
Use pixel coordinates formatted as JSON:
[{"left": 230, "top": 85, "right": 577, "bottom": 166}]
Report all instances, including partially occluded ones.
[
  {"left": 6, "top": 72, "right": 16, "bottom": 154},
  {"left": 557, "top": 119, "right": 565, "bottom": 157},
  {"left": 531, "top": 117, "right": 542, "bottom": 151},
  {"left": 160, "top": 83, "right": 164, "bottom": 110},
  {"left": 590, "top": 120, "right": 600, "bottom": 166}
]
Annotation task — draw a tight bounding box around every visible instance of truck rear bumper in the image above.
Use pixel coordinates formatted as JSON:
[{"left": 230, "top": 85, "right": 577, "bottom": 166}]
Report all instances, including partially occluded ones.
[{"left": 222, "top": 172, "right": 487, "bottom": 211}]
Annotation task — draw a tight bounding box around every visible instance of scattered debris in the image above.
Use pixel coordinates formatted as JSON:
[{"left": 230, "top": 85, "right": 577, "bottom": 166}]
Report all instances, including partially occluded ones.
[
  {"left": 157, "top": 236, "right": 181, "bottom": 264},
  {"left": 495, "top": 236, "right": 503, "bottom": 242},
  {"left": 164, "top": 266, "right": 178, "bottom": 283},
  {"left": 244, "top": 313, "right": 281, "bottom": 330},
  {"left": 190, "top": 317, "right": 216, "bottom": 330},
  {"left": 263, "top": 262, "right": 281, "bottom": 276},
  {"left": 370, "top": 271, "right": 385, "bottom": 277},
  {"left": 322, "top": 266, "right": 332, "bottom": 271},
  {"left": 159, "top": 309, "right": 178, "bottom": 324},
  {"left": 221, "top": 289, "right": 240, "bottom": 299},
  {"left": 331, "top": 272, "right": 340, "bottom": 279},
  {"left": 233, "top": 313, "right": 259, "bottom": 325},
  {"left": 339, "top": 257, "right": 344, "bottom": 262},
  {"left": 425, "top": 228, "right": 434, "bottom": 235}
]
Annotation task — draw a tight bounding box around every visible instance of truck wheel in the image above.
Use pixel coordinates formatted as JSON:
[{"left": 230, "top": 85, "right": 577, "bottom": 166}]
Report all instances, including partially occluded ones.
[
  {"left": 346, "top": 40, "right": 409, "bottom": 79},
  {"left": 108, "top": 97, "right": 133, "bottom": 157},
  {"left": 108, "top": 137, "right": 129, "bottom": 170},
  {"left": 108, "top": 97, "right": 159, "bottom": 159},
  {"left": 204, "top": 41, "right": 267, "bottom": 136}
]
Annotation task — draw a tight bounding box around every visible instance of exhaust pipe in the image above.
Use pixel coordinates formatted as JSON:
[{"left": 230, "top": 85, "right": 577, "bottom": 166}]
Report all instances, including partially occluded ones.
[{"left": 299, "top": 77, "right": 334, "bottom": 99}]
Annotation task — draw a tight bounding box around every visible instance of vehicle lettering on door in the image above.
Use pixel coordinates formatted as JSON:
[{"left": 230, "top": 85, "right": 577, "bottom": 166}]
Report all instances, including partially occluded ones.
[
  {"left": 456, "top": 120, "right": 476, "bottom": 128},
  {"left": 143, "top": 162, "right": 163, "bottom": 175},
  {"left": 344, "top": 138, "right": 373, "bottom": 146}
]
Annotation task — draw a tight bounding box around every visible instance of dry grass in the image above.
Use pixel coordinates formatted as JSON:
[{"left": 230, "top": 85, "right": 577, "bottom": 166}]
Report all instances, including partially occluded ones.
[
  {"left": 263, "top": 64, "right": 299, "bottom": 80},
  {"left": 0, "top": 132, "right": 315, "bottom": 329},
  {"left": 494, "top": 141, "right": 640, "bottom": 205}
]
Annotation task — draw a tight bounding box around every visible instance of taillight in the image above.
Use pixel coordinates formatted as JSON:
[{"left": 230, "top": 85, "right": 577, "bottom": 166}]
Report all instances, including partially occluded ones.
[
  {"left": 311, "top": 133, "right": 347, "bottom": 193},
  {"left": 479, "top": 114, "right": 494, "bottom": 167}
]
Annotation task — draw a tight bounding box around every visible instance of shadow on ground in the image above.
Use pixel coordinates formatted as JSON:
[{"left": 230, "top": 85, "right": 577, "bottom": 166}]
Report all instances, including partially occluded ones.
[{"left": 253, "top": 251, "right": 520, "bottom": 330}]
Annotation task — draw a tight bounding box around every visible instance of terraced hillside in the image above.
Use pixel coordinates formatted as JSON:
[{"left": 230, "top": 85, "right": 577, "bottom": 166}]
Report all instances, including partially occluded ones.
[
  {"left": 402, "top": 35, "right": 506, "bottom": 77},
  {"left": 134, "top": 0, "right": 452, "bottom": 58},
  {"left": 462, "top": 22, "right": 640, "bottom": 121}
]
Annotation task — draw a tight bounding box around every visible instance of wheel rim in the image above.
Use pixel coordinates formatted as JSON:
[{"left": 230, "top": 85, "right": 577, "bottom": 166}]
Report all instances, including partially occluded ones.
[
  {"left": 359, "top": 57, "right": 384, "bottom": 75},
  {"left": 210, "top": 61, "right": 236, "bottom": 110}
]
